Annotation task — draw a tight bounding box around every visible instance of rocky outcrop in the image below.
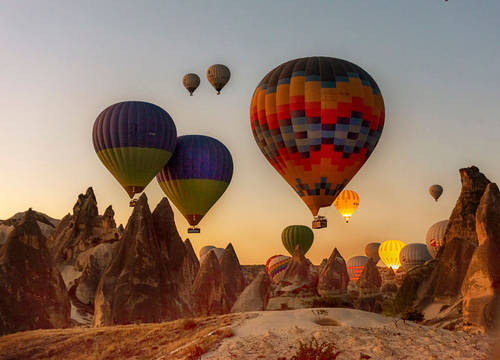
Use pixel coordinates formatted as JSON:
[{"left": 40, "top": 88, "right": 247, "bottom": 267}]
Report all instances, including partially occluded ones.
[
  {"left": 231, "top": 271, "right": 272, "bottom": 313},
  {"left": 393, "top": 261, "right": 436, "bottom": 314},
  {"left": 93, "top": 195, "right": 194, "bottom": 326},
  {"left": 221, "top": 243, "right": 246, "bottom": 309},
  {"left": 191, "top": 250, "right": 226, "bottom": 316},
  {"left": 0, "top": 209, "right": 59, "bottom": 246},
  {"left": 418, "top": 167, "right": 490, "bottom": 306},
  {"left": 267, "top": 246, "right": 318, "bottom": 310},
  {"left": 0, "top": 210, "right": 70, "bottom": 335},
  {"left": 49, "top": 187, "right": 121, "bottom": 266},
  {"left": 357, "top": 259, "right": 382, "bottom": 293},
  {"left": 317, "top": 248, "right": 349, "bottom": 296},
  {"left": 462, "top": 183, "right": 500, "bottom": 332},
  {"left": 241, "top": 265, "right": 266, "bottom": 286}
]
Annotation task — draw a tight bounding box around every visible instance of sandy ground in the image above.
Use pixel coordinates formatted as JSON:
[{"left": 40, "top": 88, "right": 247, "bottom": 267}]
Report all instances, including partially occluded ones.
[{"left": 203, "top": 308, "right": 495, "bottom": 360}]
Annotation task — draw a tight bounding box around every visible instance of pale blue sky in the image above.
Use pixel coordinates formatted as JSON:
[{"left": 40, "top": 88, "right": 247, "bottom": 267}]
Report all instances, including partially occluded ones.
[{"left": 0, "top": 1, "right": 499, "bottom": 264}]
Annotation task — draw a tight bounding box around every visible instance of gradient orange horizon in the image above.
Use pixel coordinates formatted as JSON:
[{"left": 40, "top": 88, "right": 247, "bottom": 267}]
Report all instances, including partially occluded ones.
[{"left": 1, "top": 1, "right": 499, "bottom": 265}]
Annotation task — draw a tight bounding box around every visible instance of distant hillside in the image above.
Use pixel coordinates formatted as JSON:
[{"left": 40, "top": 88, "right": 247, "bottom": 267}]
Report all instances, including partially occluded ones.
[{"left": 0, "top": 210, "right": 59, "bottom": 245}]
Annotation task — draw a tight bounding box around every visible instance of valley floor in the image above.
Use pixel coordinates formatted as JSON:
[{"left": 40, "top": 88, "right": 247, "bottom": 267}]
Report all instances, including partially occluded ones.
[{"left": 0, "top": 309, "right": 495, "bottom": 360}]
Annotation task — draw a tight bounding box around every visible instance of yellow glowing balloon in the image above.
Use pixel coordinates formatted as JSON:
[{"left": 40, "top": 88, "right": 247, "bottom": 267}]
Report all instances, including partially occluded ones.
[
  {"left": 333, "top": 190, "right": 360, "bottom": 223},
  {"left": 378, "top": 240, "right": 405, "bottom": 270}
]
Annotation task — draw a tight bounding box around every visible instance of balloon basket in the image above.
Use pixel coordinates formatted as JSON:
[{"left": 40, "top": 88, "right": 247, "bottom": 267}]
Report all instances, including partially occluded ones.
[
  {"left": 188, "top": 227, "right": 200, "bottom": 234},
  {"left": 129, "top": 199, "right": 137, "bottom": 207},
  {"left": 312, "top": 216, "right": 327, "bottom": 229}
]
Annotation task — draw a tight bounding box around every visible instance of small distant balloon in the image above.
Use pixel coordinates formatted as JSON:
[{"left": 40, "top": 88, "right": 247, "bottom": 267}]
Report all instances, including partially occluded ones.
[
  {"left": 281, "top": 225, "right": 314, "bottom": 256},
  {"left": 199, "top": 245, "right": 216, "bottom": 259},
  {"left": 426, "top": 220, "right": 449, "bottom": 258},
  {"left": 207, "top": 64, "right": 230, "bottom": 94},
  {"left": 365, "top": 242, "right": 381, "bottom": 264},
  {"left": 378, "top": 240, "right": 405, "bottom": 270},
  {"left": 429, "top": 184, "right": 443, "bottom": 201},
  {"left": 200, "top": 247, "right": 224, "bottom": 262},
  {"left": 266, "top": 255, "right": 291, "bottom": 283},
  {"left": 399, "top": 243, "right": 432, "bottom": 271},
  {"left": 334, "top": 190, "right": 360, "bottom": 223},
  {"left": 346, "top": 256, "right": 369, "bottom": 282},
  {"left": 182, "top": 73, "right": 200, "bottom": 96}
]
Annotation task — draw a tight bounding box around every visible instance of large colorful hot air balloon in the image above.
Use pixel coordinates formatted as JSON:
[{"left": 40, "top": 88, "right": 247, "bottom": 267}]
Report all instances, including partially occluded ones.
[
  {"left": 365, "top": 242, "right": 381, "bottom": 264},
  {"left": 207, "top": 64, "right": 230, "bottom": 94},
  {"left": 426, "top": 219, "right": 449, "bottom": 258},
  {"left": 399, "top": 243, "right": 432, "bottom": 271},
  {"left": 156, "top": 135, "right": 233, "bottom": 233},
  {"left": 93, "top": 101, "right": 177, "bottom": 205},
  {"left": 346, "top": 256, "right": 369, "bottom": 281},
  {"left": 333, "top": 190, "right": 360, "bottom": 223},
  {"left": 378, "top": 240, "right": 405, "bottom": 270},
  {"left": 250, "top": 57, "right": 384, "bottom": 229},
  {"left": 266, "top": 255, "right": 291, "bottom": 283},
  {"left": 281, "top": 225, "right": 314, "bottom": 255},
  {"left": 429, "top": 184, "right": 443, "bottom": 201},
  {"left": 182, "top": 73, "right": 200, "bottom": 96}
]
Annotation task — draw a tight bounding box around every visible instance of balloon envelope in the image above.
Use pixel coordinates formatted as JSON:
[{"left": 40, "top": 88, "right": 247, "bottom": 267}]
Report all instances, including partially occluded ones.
[
  {"left": 157, "top": 135, "right": 233, "bottom": 227},
  {"left": 429, "top": 184, "right": 443, "bottom": 201},
  {"left": 334, "top": 190, "right": 360, "bottom": 223},
  {"left": 365, "top": 242, "right": 381, "bottom": 264},
  {"left": 250, "top": 57, "right": 384, "bottom": 217},
  {"left": 207, "top": 64, "right": 230, "bottom": 94},
  {"left": 266, "top": 255, "right": 291, "bottom": 283},
  {"left": 426, "top": 220, "right": 449, "bottom": 258},
  {"left": 346, "top": 256, "right": 369, "bottom": 281},
  {"left": 93, "top": 101, "right": 177, "bottom": 198},
  {"left": 182, "top": 73, "right": 200, "bottom": 96},
  {"left": 399, "top": 243, "right": 432, "bottom": 271},
  {"left": 378, "top": 240, "right": 405, "bottom": 270},
  {"left": 200, "top": 247, "right": 224, "bottom": 263},
  {"left": 281, "top": 225, "right": 314, "bottom": 255},
  {"left": 199, "top": 245, "right": 216, "bottom": 259}
]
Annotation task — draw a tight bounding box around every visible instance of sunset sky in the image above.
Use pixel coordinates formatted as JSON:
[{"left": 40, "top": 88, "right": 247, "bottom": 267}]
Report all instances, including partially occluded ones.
[{"left": 1, "top": 1, "right": 499, "bottom": 264}]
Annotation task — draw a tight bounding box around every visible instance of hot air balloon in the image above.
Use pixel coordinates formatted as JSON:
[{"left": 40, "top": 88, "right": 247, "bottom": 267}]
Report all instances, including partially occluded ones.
[
  {"left": 93, "top": 101, "right": 177, "bottom": 206},
  {"left": 250, "top": 57, "right": 384, "bottom": 229},
  {"left": 426, "top": 220, "right": 449, "bottom": 258},
  {"left": 266, "top": 255, "right": 291, "bottom": 283},
  {"left": 429, "top": 184, "right": 443, "bottom": 201},
  {"left": 281, "top": 225, "right": 314, "bottom": 256},
  {"left": 333, "top": 190, "right": 360, "bottom": 223},
  {"left": 346, "top": 256, "right": 369, "bottom": 282},
  {"left": 365, "top": 242, "right": 381, "bottom": 264},
  {"left": 200, "top": 247, "right": 224, "bottom": 263},
  {"left": 199, "top": 245, "right": 216, "bottom": 259},
  {"left": 156, "top": 135, "right": 233, "bottom": 233},
  {"left": 399, "top": 243, "right": 432, "bottom": 271},
  {"left": 182, "top": 73, "right": 200, "bottom": 96},
  {"left": 378, "top": 240, "right": 405, "bottom": 270},
  {"left": 207, "top": 64, "right": 230, "bottom": 94}
]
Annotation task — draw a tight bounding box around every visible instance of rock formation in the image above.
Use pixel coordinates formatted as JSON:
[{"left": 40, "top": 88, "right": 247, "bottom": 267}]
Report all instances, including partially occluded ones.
[
  {"left": 357, "top": 258, "right": 382, "bottom": 293},
  {"left": 462, "top": 183, "right": 500, "bottom": 332},
  {"left": 393, "top": 261, "right": 436, "bottom": 314},
  {"left": 0, "top": 210, "right": 70, "bottom": 335},
  {"left": 267, "top": 246, "right": 318, "bottom": 310},
  {"left": 317, "top": 248, "right": 349, "bottom": 296},
  {"left": 0, "top": 209, "right": 59, "bottom": 246},
  {"left": 221, "top": 243, "right": 246, "bottom": 309},
  {"left": 191, "top": 250, "right": 226, "bottom": 315},
  {"left": 418, "top": 166, "right": 490, "bottom": 306},
  {"left": 93, "top": 194, "right": 194, "bottom": 326},
  {"left": 48, "top": 187, "right": 120, "bottom": 266},
  {"left": 231, "top": 271, "right": 272, "bottom": 313}
]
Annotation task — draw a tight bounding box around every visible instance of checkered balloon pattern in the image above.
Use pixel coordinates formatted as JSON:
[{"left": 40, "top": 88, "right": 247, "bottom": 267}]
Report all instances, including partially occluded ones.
[{"left": 250, "top": 57, "right": 384, "bottom": 216}]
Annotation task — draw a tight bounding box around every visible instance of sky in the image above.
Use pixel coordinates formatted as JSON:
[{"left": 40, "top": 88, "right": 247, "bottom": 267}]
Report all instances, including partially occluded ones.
[{"left": 1, "top": 0, "right": 499, "bottom": 265}]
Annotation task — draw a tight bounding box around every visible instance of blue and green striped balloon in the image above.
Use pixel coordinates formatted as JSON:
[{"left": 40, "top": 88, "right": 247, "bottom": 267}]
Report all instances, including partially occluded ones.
[
  {"left": 93, "top": 101, "right": 177, "bottom": 198},
  {"left": 156, "top": 135, "right": 233, "bottom": 227}
]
